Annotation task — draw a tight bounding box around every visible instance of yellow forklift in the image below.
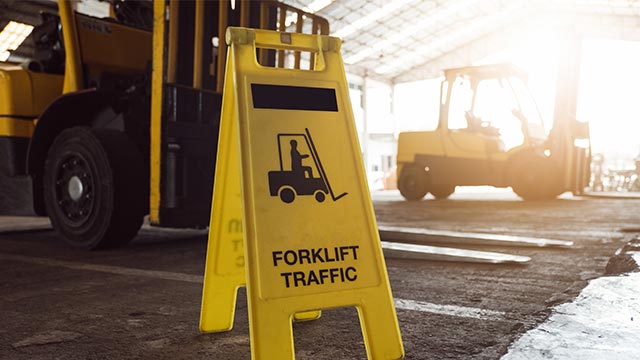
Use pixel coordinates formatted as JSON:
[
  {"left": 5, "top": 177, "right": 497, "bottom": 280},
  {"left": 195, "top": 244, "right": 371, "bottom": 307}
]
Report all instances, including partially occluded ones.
[
  {"left": 0, "top": 0, "right": 328, "bottom": 249},
  {"left": 396, "top": 63, "right": 591, "bottom": 201}
]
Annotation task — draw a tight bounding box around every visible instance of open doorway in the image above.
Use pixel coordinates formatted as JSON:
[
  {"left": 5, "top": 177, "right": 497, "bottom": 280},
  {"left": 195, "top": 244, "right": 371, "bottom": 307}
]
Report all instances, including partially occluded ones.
[{"left": 577, "top": 38, "right": 640, "bottom": 193}]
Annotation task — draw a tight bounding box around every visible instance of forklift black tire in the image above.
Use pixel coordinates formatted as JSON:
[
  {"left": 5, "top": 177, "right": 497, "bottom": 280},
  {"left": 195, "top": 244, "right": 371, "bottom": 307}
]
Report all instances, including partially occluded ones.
[
  {"left": 430, "top": 185, "right": 455, "bottom": 199},
  {"left": 279, "top": 187, "right": 295, "bottom": 204},
  {"left": 509, "top": 154, "right": 563, "bottom": 201},
  {"left": 43, "top": 127, "right": 145, "bottom": 250},
  {"left": 398, "top": 164, "right": 429, "bottom": 201},
  {"left": 314, "top": 191, "right": 326, "bottom": 203}
]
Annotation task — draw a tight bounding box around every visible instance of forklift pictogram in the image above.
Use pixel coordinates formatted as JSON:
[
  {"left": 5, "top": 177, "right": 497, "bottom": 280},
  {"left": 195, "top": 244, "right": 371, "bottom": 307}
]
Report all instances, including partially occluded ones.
[{"left": 268, "top": 128, "right": 348, "bottom": 204}]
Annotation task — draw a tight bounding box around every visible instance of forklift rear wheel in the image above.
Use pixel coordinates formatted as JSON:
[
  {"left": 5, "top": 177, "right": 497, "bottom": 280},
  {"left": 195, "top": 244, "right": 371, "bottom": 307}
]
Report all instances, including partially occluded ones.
[
  {"left": 398, "top": 164, "right": 429, "bottom": 201},
  {"left": 509, "top": 154, "right": 563, "bottom": 200},
  {"left": 314, "top": 191, "right": 326, "bottom": 203},
  {"left": 430, "top": 185, "right": 455, "bottom": 199},
  {"left": 43, "top": 127, "right": 145, "bottom": 249},
  {"left": 279, "top": 187, "right": 295, "bottom": 204}
]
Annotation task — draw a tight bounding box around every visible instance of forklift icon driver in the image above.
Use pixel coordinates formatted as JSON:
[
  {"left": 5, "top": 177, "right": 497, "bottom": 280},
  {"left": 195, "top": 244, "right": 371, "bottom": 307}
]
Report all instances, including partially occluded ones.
[
  {"left": 268, "top": 129, "right": 347, "bottom": 204},
  {"left": 290, "top": 140, "right": 313, "bottom": 179}
]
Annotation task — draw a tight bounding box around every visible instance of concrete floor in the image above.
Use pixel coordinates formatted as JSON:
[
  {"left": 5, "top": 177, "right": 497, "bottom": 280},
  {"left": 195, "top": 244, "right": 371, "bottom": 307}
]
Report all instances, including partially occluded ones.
[{"left": 0, "top": 188, "right": 638, "bottom": 359}]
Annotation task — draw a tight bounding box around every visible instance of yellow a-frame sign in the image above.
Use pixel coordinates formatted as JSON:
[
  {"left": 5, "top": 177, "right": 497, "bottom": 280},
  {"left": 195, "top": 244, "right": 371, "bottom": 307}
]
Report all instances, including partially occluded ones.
[
  {"left": 199, "top": 59, "right": 320, "bottom": 331},
  {"left": 200, "top": 27, "right": 404, "bottom": 359}
]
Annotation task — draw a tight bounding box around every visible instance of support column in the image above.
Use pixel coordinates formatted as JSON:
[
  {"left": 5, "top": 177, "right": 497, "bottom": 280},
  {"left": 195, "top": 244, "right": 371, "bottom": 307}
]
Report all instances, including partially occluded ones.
[
  {"left": 362, "top": 73, "right": 369, "bottom": 176},
  {"left": 390, "top": 82, "right": 398, "bottom": 170},
  {"left": 551, "top": 28, "right": 583, "bottom": 189}
]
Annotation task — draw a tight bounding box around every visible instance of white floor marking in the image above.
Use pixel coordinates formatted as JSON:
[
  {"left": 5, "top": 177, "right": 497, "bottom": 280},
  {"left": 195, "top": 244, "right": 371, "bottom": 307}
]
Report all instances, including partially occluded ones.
[
  {"left": 502, "top": 272, "right": 640, "bottom": 360},
  {"left": 0, "top": 253, "right": 204, "bottom": 283},
  {"left": 1, "top": 252, "right": 505, "bottom": 320},
  {"left": 381, "top": 241, "right": 530, "bottom": 264},
  {"left": 379, "top": 225, "right": 574, "bottom": 248},
  {"left": 394, "top": 298, "right": 505, "bottom": 321}
]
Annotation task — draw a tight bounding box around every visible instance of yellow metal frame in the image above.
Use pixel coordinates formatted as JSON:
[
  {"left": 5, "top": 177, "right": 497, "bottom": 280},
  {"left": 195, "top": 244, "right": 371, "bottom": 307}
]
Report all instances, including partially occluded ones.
[
  {"left": 216, "top": 1, "right": 228, "bottom": 93},
  {"left": 150, "top": 0, "right": 330, "bottom": 225},
  {"left": 149, "top": 0, "right": 166, "bottom": 223},
  {"left": 0, "top": 117, "right": 35, "bottom": 138},
  {"left": 192, "top": 0, "right": 204, "bottom": 89},
  {"left": 58, "top": 0, "right": 83, "bottom": 93},
  {"left": 76, "top": 14, "right": 152, "bottom": 75}
]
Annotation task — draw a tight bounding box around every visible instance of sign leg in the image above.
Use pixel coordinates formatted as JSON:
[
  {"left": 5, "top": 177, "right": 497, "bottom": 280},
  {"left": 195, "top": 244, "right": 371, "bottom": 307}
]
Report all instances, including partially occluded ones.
[
  {"left": 357, "top": 294, "right": 405, "bottom": 359},
  {"left": 250, "top": 304, "right": 295, "bottom": 359},
  {"left": 200, "top": 283, "right": 240, "bottom": 333}
]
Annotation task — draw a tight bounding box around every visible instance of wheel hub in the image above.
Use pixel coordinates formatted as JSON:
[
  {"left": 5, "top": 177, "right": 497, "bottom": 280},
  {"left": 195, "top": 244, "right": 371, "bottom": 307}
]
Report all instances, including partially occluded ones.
[
  {"left": 67, "top": 176, "right": 84, "bottom": 201},
  {"left": 54, "top": 154, "right": 94, "bottom": 224}
]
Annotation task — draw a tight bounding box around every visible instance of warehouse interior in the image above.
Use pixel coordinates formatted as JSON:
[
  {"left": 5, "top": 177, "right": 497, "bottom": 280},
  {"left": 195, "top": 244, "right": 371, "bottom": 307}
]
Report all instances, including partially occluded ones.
[
  {"left": 4, "top": 0, "right": 640, "bottom": 191},
  {"left": 1, "top": 0, "right": 640, "bottom": 359}
]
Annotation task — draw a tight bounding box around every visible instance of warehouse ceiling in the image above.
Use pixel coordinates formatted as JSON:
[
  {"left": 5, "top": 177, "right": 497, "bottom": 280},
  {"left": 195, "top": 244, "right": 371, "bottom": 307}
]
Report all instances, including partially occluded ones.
[
  {"left": 3, "top": 1, "right": 640, "bottom": 83},
  {"left": 0, "top": 0, "right": 55, "bottom": 60},
  {"left": 285, "top": 0, "right": 640, "bottom": 84}
]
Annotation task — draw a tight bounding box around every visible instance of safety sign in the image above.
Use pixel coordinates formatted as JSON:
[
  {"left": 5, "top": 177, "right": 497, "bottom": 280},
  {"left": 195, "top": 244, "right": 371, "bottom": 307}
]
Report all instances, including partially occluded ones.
[
  {"left": 200, "top": 27, "right": 404, "bottom": 359},
  {"left": 200, "top": 67, "right": 320, "bottom": 334}
]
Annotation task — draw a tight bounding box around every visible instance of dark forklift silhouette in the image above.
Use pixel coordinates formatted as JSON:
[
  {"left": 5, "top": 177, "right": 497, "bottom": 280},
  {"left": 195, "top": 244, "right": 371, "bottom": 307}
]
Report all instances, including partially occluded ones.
[{"left": 268, "top": 128, "right": 347, "bottom": 204}]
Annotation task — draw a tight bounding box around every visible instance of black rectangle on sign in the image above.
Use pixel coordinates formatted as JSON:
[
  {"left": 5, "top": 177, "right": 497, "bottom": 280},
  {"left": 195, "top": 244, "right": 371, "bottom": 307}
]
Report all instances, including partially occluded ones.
[{"left": 251, "top": 84, "right": 338, "bottom": 112}]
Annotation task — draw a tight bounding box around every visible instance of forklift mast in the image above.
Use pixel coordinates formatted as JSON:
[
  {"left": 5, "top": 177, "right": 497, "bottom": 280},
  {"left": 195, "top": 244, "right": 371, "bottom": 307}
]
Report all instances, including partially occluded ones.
[
  {"left": 549, "top": 31, "right": 591, "bottom": 194},
  {"left": 148, "top": 1, "right": 329, "bottom": 227}
]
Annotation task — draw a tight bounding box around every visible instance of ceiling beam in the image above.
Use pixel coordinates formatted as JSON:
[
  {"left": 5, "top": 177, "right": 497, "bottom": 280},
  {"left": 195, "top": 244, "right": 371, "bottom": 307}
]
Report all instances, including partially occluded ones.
[{"left": 392, "top": 9, "right": 640, "bottom": 84}]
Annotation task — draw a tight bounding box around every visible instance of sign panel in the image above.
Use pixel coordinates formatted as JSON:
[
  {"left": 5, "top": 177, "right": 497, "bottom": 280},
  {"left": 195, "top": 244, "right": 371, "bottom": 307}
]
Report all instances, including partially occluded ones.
[
  {"left": 200, "top": 68, "right": 319, "bottom": 333},
  {"left": 201, "top": 27, "right": 404, "bottom": 359}
]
